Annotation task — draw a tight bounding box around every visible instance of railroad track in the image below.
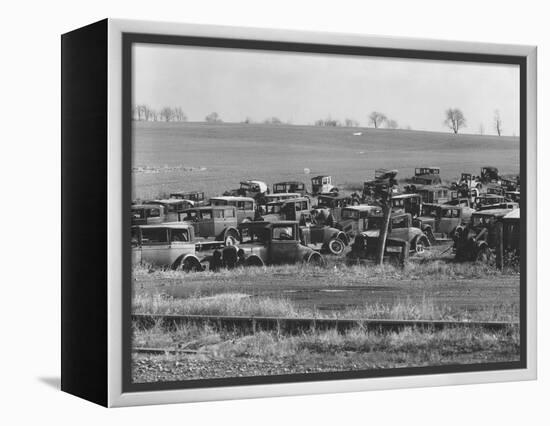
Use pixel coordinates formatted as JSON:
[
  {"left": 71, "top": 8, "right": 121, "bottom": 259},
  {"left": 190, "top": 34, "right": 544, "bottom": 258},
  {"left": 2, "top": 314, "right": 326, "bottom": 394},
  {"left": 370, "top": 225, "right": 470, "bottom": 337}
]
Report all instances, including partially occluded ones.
[{"left": 132, "top": 313, "right": 517, "bottom": 335}]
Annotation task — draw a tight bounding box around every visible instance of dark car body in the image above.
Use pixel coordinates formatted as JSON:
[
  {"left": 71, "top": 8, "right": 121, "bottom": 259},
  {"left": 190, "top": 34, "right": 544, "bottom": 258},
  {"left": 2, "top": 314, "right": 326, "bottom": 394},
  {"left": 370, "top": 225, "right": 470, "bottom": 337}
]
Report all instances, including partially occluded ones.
[
  {"left": 272, "top": 181, "right": 307, "bottom": 196},
  {"left": 413, "top": 203, "right": 474, "bottom": 242},
  {"left": 336, "top": 205, "right": 383, "bottom": 240},
  {"left": 131, "top": 204, "right": 165, "bottom": 226},
  {"left": 178, "top": 205, "right": 240, "bottom": 244},
  {"left": 261, "top": 197, "right": 312, "bottom": 223},
  {"left": 144, "top": 199, "right": 192, "bottom": 222},
  {"left": 480, "top": 166, "right": 500, "bottom": 184},
  {"left": 411, "top": 167, "right": 442, "bottom": 186},
  {"left": 221, "top": 221, "right": 324, "bottom": 267},
  {"left": 169, "top": 191, "right": 207, "bottom": 206}
]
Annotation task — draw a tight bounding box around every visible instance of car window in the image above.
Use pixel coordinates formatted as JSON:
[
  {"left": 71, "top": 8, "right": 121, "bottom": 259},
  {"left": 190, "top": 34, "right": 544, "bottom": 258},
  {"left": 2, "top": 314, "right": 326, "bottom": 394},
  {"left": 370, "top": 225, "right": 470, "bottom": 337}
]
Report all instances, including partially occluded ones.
[
  {"left": 392, "top": 216, "right": 408, "bottom": 229},
  {"left": 224, "top": 209, "right": 235, "bottom": 218},
  {"left": 272, "top": 226, "right": 295, "bottom": 241},
  {"left": 244, "top": 201, "right": 253, "bottom": 210},
  {"left": 213, "top": 209, "right": 224, "bottom": 218},
  {"left": 148, "top": 208, "right": 160, "bottom": 218},
  {"left": 202, "top": 211, "right": 212, "bottom": 219},
  {"left": 141, "top": 228, "right": 168, "bottom": 244},
  {"left": 171, "top": 228, "right": 189, "bottom": 242}
]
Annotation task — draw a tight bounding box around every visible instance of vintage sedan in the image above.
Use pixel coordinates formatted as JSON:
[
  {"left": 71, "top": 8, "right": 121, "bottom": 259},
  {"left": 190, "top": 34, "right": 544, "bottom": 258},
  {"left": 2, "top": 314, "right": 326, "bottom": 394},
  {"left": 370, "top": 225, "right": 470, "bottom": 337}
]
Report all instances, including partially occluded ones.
[
  {"left": 209, "top": 196, "right": 256, "bottom": 223},
  {"left": 261, "top": 197, "right": 312, "bottom": 223},
  {"left": 144, "top": 199, "right": 192, "bottom": 222},
  {"left": 272, "top": 181, "right": 307, "bottom": 196},
  {"left": 169, "top": 190, "right": 207, "bottom": 206},
  {"left": 221, "top": 221, "right": 325, "bottom": 267},
  {"left": 131, "top": 204, "right": 165, "bottom": 226},
  {"left": 349, "top": 212, "right": 431, "bottom": 260},
  {"left": 132, "top": 223, "right": 221, "bottom": 271},
  {"left": 300, "top": 224, "right": 349, "bottom": 255},
  {"left": 411, "top": 167, "right": 442, "bottom": 186},
  {"left": 178, "top": 206, "right": 240, "bottom": 245},
  {"left": 335, "top": 205, "right": 382, "bottom": 240},
  {"left": 413, "top": 203, "right": 474, "bottom": 242}
]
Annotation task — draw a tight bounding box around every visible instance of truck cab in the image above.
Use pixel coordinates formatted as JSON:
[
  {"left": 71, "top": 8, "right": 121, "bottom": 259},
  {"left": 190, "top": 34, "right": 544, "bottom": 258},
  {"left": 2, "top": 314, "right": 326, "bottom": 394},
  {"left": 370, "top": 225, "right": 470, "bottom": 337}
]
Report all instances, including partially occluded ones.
[{"left": 311, "top": 175, "right": 336, "bottom": 195}]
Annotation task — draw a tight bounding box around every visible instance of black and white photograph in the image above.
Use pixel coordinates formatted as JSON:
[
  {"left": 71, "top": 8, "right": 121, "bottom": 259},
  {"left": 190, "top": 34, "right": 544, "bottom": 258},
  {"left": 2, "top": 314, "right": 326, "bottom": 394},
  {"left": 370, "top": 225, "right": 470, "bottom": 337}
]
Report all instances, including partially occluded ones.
[{"left": 128, "top": 38, "right": 525, "bottom": 387}]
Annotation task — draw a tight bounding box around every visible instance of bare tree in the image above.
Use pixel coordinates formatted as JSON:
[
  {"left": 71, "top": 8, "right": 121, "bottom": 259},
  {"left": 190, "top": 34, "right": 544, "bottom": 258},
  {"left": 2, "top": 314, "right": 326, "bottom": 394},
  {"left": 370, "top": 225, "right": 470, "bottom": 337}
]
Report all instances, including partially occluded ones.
[
  {"left": 205, "top": 112, "right": 222, "bottom": 123},
  {"left": 172, "top": 107, "right": 187, "bottom": 122},
  {"left": 160, "top": 107, "right": 175, "bottom": 122},
  {"left": 386, "top": 119, "right": 399, "bottom": 129},
  {"left": 345, "top": 118, "right": 359, "bottom": 127},
  {"left": 444, "top": 108, "right": 466, "bottom": 134},
  {"left": 369, "top": 111, "right": 387, "bottom": 129},
  {"left": 494, "top": 110, "right": 503, "bottom": 136}
]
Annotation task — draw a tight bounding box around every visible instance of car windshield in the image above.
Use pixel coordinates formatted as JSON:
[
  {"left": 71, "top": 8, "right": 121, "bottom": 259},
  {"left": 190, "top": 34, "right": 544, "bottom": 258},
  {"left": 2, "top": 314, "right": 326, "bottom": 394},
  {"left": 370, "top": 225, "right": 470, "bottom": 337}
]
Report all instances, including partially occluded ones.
[
  {"left": 421, "top": 205, "right": 439, "bottom": 217},
  {"left": 272, "top": 226, "right": 295, "bottom": 240},
  {"left": 342, "top": 209, "right": 359, "bottom": 219},
  {"left": 182, "top": 211, "right": 198, "bottom": 220},
  {"left": 266, "top": 204, "right": 281, "bottom": 214},
  {"left": 367, "top": 217, "right": 382, "bottom": 230},
  {"left": 171, "top": 228, "right": 189, "bottom": 242}
]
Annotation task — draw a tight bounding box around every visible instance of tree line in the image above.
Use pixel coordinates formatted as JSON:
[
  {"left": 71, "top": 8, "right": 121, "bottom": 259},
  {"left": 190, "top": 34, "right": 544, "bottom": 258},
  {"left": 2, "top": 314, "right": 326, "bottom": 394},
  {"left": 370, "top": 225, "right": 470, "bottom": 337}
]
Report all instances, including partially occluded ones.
[{"left": 133, "top": 104, "right": 507, "bottom": 135}]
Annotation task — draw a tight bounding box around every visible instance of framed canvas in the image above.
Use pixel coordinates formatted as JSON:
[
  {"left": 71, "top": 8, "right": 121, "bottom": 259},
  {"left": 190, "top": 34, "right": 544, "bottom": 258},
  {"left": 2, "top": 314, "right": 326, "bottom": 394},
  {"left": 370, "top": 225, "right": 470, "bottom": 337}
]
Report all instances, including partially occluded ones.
[{"left": 61, "top": 18, "right": 537, "bottom": 407}]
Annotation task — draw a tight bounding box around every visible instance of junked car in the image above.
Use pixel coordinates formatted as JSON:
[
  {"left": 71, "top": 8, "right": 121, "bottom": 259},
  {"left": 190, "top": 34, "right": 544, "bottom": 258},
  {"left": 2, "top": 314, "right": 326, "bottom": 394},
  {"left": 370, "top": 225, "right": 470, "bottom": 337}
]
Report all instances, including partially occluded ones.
[
  {"left": 411, "top": 167, "right": 442, "bottom": 186},
  {"left": 132, "top": 223, "right": 223, "bottom": 271},
  {"left": 144, "top": 199, "right": 193, "bottom": 222},
  {"left": 480, "top": 166, "right": 500, "bottom": 184},
  {"left": 454, "top": 208, "right": 515, "bottom": 262},
  {"left": 224, "top": 180, "right": 269, "bottom": 201},
  {"left": 335, "top": 205, "right": 383, "bottom": 240},
  {"left": 178, "top": 205, "right": 240, "bottom": 246},
  {"left": 169, "top": 190, "right": 207, "bottom": 206},
  {"left": 221, "top": 221, "right": 325, "bottom": 267},
  {"left": 209, "top": 196, "right": 257, "bottom": 223},
  {"left": 300, "top": 223, "right": 349, "bottom": 255},
  {"left": 272, "top": 181, "right": 307, "bottom": 196},
  {"left": 348, "top": 212, "right": 431, "bottom": 260},
  {"left": 413, "top": 203, "right": 474, "bottom": 243},
  {"left": 314, "top": 193, "right": 357, "bottom": 222},
  {"left": 131, "top": 204, "right": 165, "bottom": 226},
  {"left": 261, "top": 197, "right": 312, "bottom": 223},
  {"left": 311, "top": 175, "right": 337, "bottom": 195},
  {"left": 258, "top": 193, "right": 301, "bottom": 214},
  {"left": 391, "top": 193, "right": 422, "bottom": 218}
]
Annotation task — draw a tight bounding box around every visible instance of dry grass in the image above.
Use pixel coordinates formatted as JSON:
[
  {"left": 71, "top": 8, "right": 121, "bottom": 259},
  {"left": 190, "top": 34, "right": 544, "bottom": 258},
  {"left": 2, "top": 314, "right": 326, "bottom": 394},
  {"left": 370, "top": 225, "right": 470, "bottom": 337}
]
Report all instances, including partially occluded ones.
[{"left": 133, "top": 292, "right": 518, "bottom": 322}]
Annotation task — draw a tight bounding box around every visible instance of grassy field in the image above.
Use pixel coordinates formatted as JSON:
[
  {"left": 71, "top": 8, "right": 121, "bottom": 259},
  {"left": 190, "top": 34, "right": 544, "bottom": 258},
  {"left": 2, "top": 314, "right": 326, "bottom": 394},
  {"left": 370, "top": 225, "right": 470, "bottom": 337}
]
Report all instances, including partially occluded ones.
[
  {"left": 132, "top": 121, "right": 519, "bottom": 199},
  {"left": 131, "top": 261, "right": 520, "bottom": 382}
]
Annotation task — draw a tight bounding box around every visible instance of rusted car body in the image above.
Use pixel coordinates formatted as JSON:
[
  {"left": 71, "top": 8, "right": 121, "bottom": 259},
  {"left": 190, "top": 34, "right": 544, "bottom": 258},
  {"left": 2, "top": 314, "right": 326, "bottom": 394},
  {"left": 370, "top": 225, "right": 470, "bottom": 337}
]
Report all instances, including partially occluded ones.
[
  {"left": 225, "top": 180, "right": 269, "bottom": 201},
  {"left": 169, "top": 191, "right": 207, "bottom": 206},
  {"left": 480, "top": 166, "right": 500, "bottom": 184},
  {"left": 474, "top": 194, "right": 506, "bottom": 210},
  {"left": 221, "top": 221, "right": 325, "bottom": 267},
  {"left": 132, "top": 223, "right": 222, "bottom": 271},
  {"left": 349, "top": 212, "right": 431, "bottom": 260},
  {"left": 300, "top": 224, "right": 349, "bottom": 255},
  {"left": 454, "top": 208, "right": 514, "bottom": 262},
  {"left": 505, "top": 191, "right": 521, "bottom": 203},
  {"left": 209, "top": 196, "right": 256, "bottom": 223},
  {"left": 258, "top": 193, "right": 301, "bottom": 214},
  {"left": 315, "top": 193, "right": 356, "bottom": 222},
  {"left": 335, "top": 205, "right": 383, "bottom": 240},
  {"left": 411, "top": 167, "right": 442, "bottom": 186},
  {"left": 272, "top": 181, "right": 307, "bottom": 196},
  {"left": 144, "top": 199, "right": 192, "bottom": 222},
  {"left": 311, "top": 175, "right": 336, "bottom": 195},
  {"left": 415, "top": 185, "right": 454, "bottom": 204},
  {"left": 261, "top": 197, "right": 311, "bottom": 223},
  {"left": 178, "top": 205, "right": 240, "bottom": 245},
  {"left": 391, "top": 193, "right": 422, "bottom": 218},
  {"left": 413, "top": 203, "right": 474, "bottom": 242},
  {"left": 131, "top": 204, "right": 165, "bottom": 226}
]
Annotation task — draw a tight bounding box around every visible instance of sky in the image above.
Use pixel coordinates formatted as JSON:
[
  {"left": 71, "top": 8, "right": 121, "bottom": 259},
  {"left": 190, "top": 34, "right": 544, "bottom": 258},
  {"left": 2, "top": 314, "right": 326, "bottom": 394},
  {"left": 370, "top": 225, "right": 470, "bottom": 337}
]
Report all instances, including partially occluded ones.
[{"left": 133, "top": 43, "right": 520, "bottom": 136}]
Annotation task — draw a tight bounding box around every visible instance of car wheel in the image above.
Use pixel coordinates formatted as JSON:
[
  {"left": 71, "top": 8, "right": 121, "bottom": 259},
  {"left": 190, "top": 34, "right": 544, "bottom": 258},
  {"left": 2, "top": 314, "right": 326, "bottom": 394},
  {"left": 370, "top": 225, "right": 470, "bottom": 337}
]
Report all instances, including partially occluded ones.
[
  {"left": 414, "top": 240, "right": 425, "bottom": 254},
  {"left": 306, "top": 252, "right": 325, "bottom": 267},
  {"left": 328, "top": 238, "right": 345, "bottom": 256},
  {"left": 182, "top": 257, "right": 203, "bottom": 272}
]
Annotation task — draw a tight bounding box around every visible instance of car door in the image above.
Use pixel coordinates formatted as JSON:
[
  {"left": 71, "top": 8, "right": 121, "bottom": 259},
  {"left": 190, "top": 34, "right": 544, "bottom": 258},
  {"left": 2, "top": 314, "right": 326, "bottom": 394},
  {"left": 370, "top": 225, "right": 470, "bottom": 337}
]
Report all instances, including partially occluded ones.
[
  {"left": 140, "top": 228, "right": 171, "bottom": 266},
  {"left": 269, "top": 225, "right": 299, "bottom": 264},
  {"left": 438, "top": 207, "right": 460, "bottom": 235}
]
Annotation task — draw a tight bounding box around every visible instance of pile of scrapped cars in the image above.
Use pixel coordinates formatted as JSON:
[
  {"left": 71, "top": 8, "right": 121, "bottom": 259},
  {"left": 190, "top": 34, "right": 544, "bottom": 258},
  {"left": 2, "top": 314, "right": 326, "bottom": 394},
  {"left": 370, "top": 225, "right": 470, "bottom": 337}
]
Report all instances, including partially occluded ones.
[{"left": 131, "top": 166, "right": 521, "bottom": 271}]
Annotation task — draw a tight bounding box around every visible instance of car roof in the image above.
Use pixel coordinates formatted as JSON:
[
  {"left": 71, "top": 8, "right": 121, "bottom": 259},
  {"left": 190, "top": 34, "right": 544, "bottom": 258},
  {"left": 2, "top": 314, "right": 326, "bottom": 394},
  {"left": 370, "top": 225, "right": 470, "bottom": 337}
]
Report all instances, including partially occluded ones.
[
  {"left": 210, "top": 196, "right": 255, "bottom": 202},
  {"left": 478, "top": 193, "right": 503, "bottom": 198},
  {"left": 503, "top": 209, "right": 520, "bottom": 220},
  {"left": 184, "top": 205, "right": 235, "bottom": 211},
  {"left": 392, "top": 193, "right": 421, "bottom": 199},
  {"left": 318, "top": 193, "right": 349, "bottom": 200},
  {"left": 267, "top": 196, "right": 309, "bottom": 205},
  {"left": 265, "top": 193, "right": 301, "bottom": 198},
  {"left": 145, "top": 199, "right": 188, "bottom": 204},
  {"left": 170, "top": 190, "right": 202, "bottom": 195},
  {"left": 343, "top": 205, "right": 381, "bottom": 212},
  {"left": 132, "top": 204, "right": 163, "bottom": 210},
  {"left": 473, "top": 208, "right": 513, "bottom": 217},
  {"left": 239, "top": 220, "right": 298, "bottom": 228},
  {"left": 138, "top": 222, "right": 192, "bottom": 229},
  {"left": 274, "top": 181, "right": 304, "bottom": 185}
]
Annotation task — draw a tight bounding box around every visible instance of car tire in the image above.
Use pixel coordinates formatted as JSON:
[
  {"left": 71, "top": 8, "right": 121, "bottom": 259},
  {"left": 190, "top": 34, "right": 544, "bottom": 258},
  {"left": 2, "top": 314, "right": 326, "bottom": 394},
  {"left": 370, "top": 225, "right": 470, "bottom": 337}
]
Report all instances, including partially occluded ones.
[
  {"left": 306, "top": 252, "right": 325, "bottom": 267},
  {"left": 181, "top": 257, "right": 203, "bottom": 272},
  {"left": 476, "top": 246, "right": 495, "bottom": 264},
  {"left": 328, "top": 238, "right": 345, "bottom": 256},
  {"left": 224, "top": 235, "right": 237, "bottom": 246},
  {"left": 414, "top": 240, "right": 426, "bottom": 254}
]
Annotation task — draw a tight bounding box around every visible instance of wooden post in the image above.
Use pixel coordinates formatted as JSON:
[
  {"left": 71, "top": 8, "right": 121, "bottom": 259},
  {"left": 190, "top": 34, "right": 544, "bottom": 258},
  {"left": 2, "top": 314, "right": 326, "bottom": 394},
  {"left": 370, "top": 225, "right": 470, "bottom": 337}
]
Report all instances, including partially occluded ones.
[
  {"left": 495, "top": 221, "right": 503, "bottom": 270},
  {"left": 376, "top": 196, "right": 391, "bottom": 266}
]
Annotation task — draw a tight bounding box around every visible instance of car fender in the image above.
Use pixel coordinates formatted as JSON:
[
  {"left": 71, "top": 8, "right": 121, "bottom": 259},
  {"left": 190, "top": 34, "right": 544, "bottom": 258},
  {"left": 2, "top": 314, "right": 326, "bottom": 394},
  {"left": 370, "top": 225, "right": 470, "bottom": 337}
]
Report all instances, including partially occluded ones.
[
  {"left": 334, "top": 231, "right": 349, "bottom": 245},
  {"left": 218, "top": 226, "right": 240, "bottom": 241},
  {"left": 171, "top": 253, "right": 202, "bottom": 270}
]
